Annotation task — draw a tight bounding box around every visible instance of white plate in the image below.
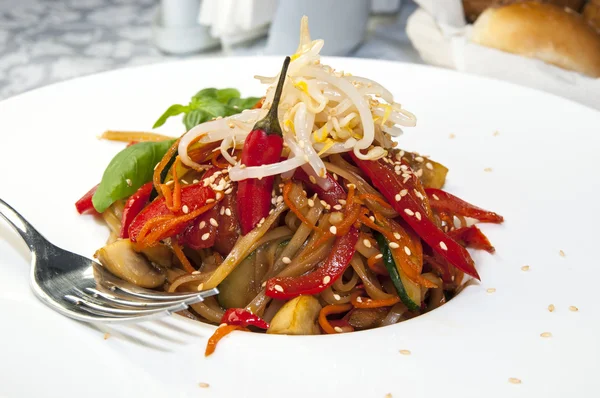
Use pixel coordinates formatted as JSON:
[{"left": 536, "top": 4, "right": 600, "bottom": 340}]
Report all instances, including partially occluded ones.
[{"left": 0, "top": 57, "right": 599, "bottom": 398}]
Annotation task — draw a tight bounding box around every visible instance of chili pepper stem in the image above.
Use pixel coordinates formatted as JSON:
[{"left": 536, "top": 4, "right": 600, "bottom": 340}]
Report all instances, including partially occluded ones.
[{"left": 253, "top": 56, "right": 291, "bottom": 136}]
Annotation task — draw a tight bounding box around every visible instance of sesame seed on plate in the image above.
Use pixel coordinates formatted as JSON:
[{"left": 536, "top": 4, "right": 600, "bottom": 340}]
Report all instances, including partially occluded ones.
[
  {"left": 493, "top": 131, "right": 500, "bottom": 136},
  {"left": 103, "top": 332, "right": 110, "bottom": 340},
  {"left": 486, "top": 288, "right": 496, "bottom": 293},
  {"left": 449, "top": 133, "right": 455, "bottom": 139},
  {"left": 404, "top": 209, "right": 414, "bottom": 216},
  {"left": 363, "top": 239, "right": 372, "bottom": 248},
  {"left": 198, "top": 382, "right": 210, "bottom": 388},
  {"left": 521, "top": 265, "right": 530, "bottom": 271},
  {"left": 559, "top": 250, "right": 566, "bottom": 257},
  {"left": 548, "top": 304, "right": 555, "bottom": 312},
  {"left": 508, "top": 378, "right": 521, "bottom": 385},
  {"left": 322, "top": 276, "right": 331, "bottom": 284},
  {"left": 484, "top": 167, "right": 492, "bottom": 172},
  {"left": 385, "top": 394, "right": 392, "bottom": 398},
  {"left": 569, "top": 306, "right": 579, "bottom": 312},
  {"left": 330, "top": 226, "right": 337, "bottom": 234},
  {"left": 399, "top": 349, "right": 411, "bottom": 355},
  {"left": 439, "top": 241, "right": 448, "bottom": 250},
  {"left": 540, "top": 332, "right": 552, "bottom": 338},
  {"left": 274, "top": 284, "right": 284, "bottom": 292},
  {"left": 282, "top": 257, "right": 291, "bottom": 264},
  {"left": 389, "top": 242, "right": 400, "bottom": 249},
  {"left": 334, "top": 326, "right": 344, "bottom": 333}
]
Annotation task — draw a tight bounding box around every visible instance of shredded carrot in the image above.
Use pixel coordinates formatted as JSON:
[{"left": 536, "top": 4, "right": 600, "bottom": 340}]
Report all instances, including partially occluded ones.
[
  {"left": 210, "top": 152, "right": 231, "bottom": 169},
  {"left": 160, "top": 157, "right": 182, "bottom": 212},
  {"left": 346, "top": 184, "right": 356, "bottom": 207},
  {"left": 367, "top": 254, "right": 388, "bottom": 275},
  {"left": 136, "top": 203, "right": 216, "bottom": 248},
  {"left": 319, "top": 304, "right": 352, "bottom": 334},
  {"left": 172, "top": 242, "right": 196, "bottom": 273},
  {"left": 352, "top": 295, "right": 400, "bottom": 309},
  {"left": 205, "top": 325, "right": 246, "bottom": 356},
  {"left": 134, "top": 215, "right": 175, "bottom": 245},
  {"left": 283, "top": 180, "right": 321, "bottom": 232},
  {"left": 100, "top": 130, "right": 174, "bottom": 143},
  {"left": 187, "top": 140, "right": 219, "bottom": 164},
  {"left": 153, "top": 139, "right": 181, "bottom": 197},
  {"left": 358, "top": 193, "right": 393, "bottom": 209},
  {"left": 333, "top": 204, "right": 363, "bottom": 236}
]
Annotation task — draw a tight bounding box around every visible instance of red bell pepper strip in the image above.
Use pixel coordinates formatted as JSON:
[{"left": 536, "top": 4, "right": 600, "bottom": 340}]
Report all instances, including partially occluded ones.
[
  {"left": 293, "top": 167, "right": 346, "bottom": 207},
  {"left": 221, "top": 308, "right": 270, "bottom": 329},
  {"left": 214, "top": 184, "right": 240, "bottom": 255},
  {"left": 449, "top": 225, "right": 495, "bottom": 253},
  {"left": 119, "top": 182, "right": 153, "bottom": 238},
  {"left": 75, "top": 184, "right": 99, "bottom": 215},
  {"left": 237, "top": 57, "right": 290, "bottom": 235},
  {"left": 128, "top": 183, "right": 216, "bottom": 242},
  {"left": 265, "top": 226, "right": 359, "bottom": 299},
  {"left": 425, "top": 188, "right": 504, "bottom": 223},
  {"left": 350, "top": 153, "right": 481, "bottom": 280}
]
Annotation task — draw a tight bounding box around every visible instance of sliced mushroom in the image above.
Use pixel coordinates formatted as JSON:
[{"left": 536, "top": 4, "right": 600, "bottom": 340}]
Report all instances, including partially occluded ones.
[
  {"left": 267, "top": 295, "right": 322, "bottom": 335},
  {"left": 95, "top": 239, "right": 166, "bottom": 288},
  {"left": 138, "top": 244, "right": 173, "bottom": 268}
]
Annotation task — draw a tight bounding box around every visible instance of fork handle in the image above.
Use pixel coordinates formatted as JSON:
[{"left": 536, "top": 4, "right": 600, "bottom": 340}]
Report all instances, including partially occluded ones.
[{"left": 0, "top": 198, "right": 47, "bottom": 252}]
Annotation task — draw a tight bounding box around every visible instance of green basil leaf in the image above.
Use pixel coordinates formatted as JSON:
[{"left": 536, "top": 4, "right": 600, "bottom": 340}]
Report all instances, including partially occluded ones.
[
  {"left": 194, "top": 88, "right": 218, "bottom": 99},
  {"left": 183, "top": 109, "right": 211, "bottom": 131},
  {"left": 228, "top": 96, "right": 261, "bottom": 110},
  {"left": 152, "top": 104, "right": 189, "bottom": 129},
  {"left": 216, "top": 88, "right": 241, "bottom": 103},
  {"left": 92, "top": 140, "right": 176, "bottom": 212}
]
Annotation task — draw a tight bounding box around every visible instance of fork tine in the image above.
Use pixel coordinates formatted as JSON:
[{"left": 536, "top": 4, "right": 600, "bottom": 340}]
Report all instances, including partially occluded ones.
[
  {"left": 84, "top": 287, "right": 208, "bottom": 308},
  {"left": 70, "top": 303, "right": 180, "bottom": 324},
  {"left": 108, "top": 284, "right": 219, "bottom": 302},
  {"left": 64, "top": 294, "right": 190, "bottom": 316}
]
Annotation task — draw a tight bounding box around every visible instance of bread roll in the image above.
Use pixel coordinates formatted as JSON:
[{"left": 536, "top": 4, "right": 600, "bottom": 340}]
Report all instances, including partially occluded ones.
[
  {"left": 471, "top": 2, "right": 600, "bottom": 77},
  {"left": 583, "top": 0, "right": 600, "bottom": 31},
  {"left": 462, "top": 0, "right": 585, "bottom": 23}
]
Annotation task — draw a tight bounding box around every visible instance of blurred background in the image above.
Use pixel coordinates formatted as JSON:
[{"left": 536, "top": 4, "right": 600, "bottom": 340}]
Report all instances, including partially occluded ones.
[{"left": 0, "top": 0, "right": 598, "bottom": 108}]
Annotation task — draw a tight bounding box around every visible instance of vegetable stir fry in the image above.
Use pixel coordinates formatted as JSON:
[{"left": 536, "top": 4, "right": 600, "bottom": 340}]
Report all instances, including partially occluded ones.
[{"left": 76, "top": 18, "right": 503, "bottom": 356}]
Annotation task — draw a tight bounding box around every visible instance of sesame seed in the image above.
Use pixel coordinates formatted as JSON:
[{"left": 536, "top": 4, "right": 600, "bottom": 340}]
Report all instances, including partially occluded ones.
[
  {"left": 426, "top": 162, "right": 434, "bottom": 170},
  {"left": 404, "top": 246, "right": 411, "bottom": 255},
  {"left": 274, "top": 284, "right": 284, "bottom": 292},
  {"left": 404, "top": 209, "right": 414, "bottom": 216},
  {"left": 103, "top": 332, "right": 110, "bottom": 340},
  {"left": 197, "top": 283, "right": 204, "bottom": 291},
  {"left": 181, "top": 205, "right": 189, "bottom": 214},
  {"left": 356, "top": 297, "right": 363, "bottom": 303},
  {"left": 125, "top": 178, "right": 132, "bottom": 187},
  {"left": 569, "top": 306, "right": 579, "bottom": 312},
  {"left": 369, "top": 216, "right": 375, "bottom": 222},
  {"left": 393, "top": 232, "right": 401, "bottom": 240},
  {"left": 484, "top": 167, "right": 492, "bottom": 172},
  {"left": 439, "top": 241, "right": 448, "bottom": 250},
  {"left": 192, "top": 271, "right": 201, "bottom": 275},
  {"left": 276, "top": 195, "right": 283, "bottom": 203},
  {"left": 559, "top": 250, "right": 565, "bottom": 257},
  {"left": 493, "top": 131, "right": 500, "bottom": 136},
  {"left": 210, "top": 218, "right": 218, "bottom": 227},
  {"left": 389, "top": 242, "right": 400, "bottom": 249},
  {"left": 261, "top": 281, "right": 266, "bottom": 287},
  {"left": 548, "top": 304, "right": 555, "bottom": 312},
  {"left": 375, "top": 254, "right": 383, "bottom": 259},
  {"left": 385, "top": 394, "right": 392, "bottom": 398},
  {"left": 320, "top": 200, "right": 328, "bottom": 207},
  {"left": 508, "top": 378, "right": 521, "bottom": 385},
  {"left": 282, "top": 257, "right": 291, "bottom": 264},
  {"left": 193, "top": 179, "right": 199, "bottom": 184},
  {"left": 540, "top": 332, "right": 552, "bottom": 338},
  {"left": 486, "top": 288, "right": 496, "bottom": 293},
  {"left": 334, "top": 326, "right": 344, "bottom": 333},
  {"left": 216, "top": 192, "right": 223, "bottom": 200},
  {"left": 338, "top": 199, "right": 347, "bottom": 205},
  {"left": 330, "top": 226, "right": 337, "bottom": 234},
  {"left": 415, "top": 169, "right": 423, "bottom": 177},
  {"left": 400, "top": 189, "right": 408, "bottom": 196},
  {"left": 347, "top": 183, "right": 356, "bottom": 189},
  {"left": 399, "top": 349, "right": 411, "bottom": 355},
  {"left": 449, "top": 133, "right": 455, "bottom": 139},
  {"left": 309, "top": 175, "right": 317, "bottom": 184},
  {"left": 432, "top": 194, "right": 439, "bottom": 200},
  {"left": 225, "top": 208, "right": 232, "bottom": 216},
  {"left": 198, "top": 382, "right": 210, "bottom": 388},
  {"left": 415, "top": 212, "right": 422, "bottom": 221},
  {"left": 521, "top": 265, "right": 530, "bottom": 271},
  {"left": 219, "top": 207, "right": 225, "bottom": 215},
  {"left": 395, "top": 194, "right": 401, "bottom": 201},
  {"left": 323, "top": 276, "right": 331, "bottom": 284},
  {"left": 333, "top": 294, "right": 341, "bottom": 300},
  {"left": 201, "top": 233, "right": 210, "bottom": 241},
  {"left": 363, "top": 239, "right": 372, "bottom": 248},
  {"left": 415, "top": 156, "right": 424, "bottom": 162},
  {"left": 206, "top": 198, "right": 215, "bottom": 203},
  {"left": 307, "top": 199, "right": 315, "bottom": 207},
  {"left": 199, "top": 221, "right": 206, "bottom": 229},
  {"left": 333, "top": 204, "right": 342, "bottom": 210}
]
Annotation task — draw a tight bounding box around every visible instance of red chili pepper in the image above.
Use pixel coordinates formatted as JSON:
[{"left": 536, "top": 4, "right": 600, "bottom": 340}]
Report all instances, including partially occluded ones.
[
  {"left": 75, "top": 184, "right": 99, "bottom": 215},
  {"left": 237, "top": 57, "right": 290, "bottom": 235},
  {"left": 351, "top": 153, "right": 481, "bottom": 280},
  {"left": 119, "top": 182, "right": 153, "bottom": 238},
  {"left": 265, "top": 227, "right": 359, "bottom": 299},
  {"left": 425, "top": 188, "right": 503, "bottom": 223},
  {"left": 293, "top": 167, "right": 346, "bottom": 207},
  {"left": 449, "top": 225, "right": 495, "bottom": 253},
  {"left": 128, "top": 183, "right": 216, "bottom": 242},
  {"left": 221, "top": 308, "right": 269, "bottom": 329}
]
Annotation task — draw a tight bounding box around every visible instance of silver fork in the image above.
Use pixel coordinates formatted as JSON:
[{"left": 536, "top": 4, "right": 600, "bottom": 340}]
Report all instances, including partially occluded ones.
[{"left": 0, "top": 198, "right": 217, "bottom": 323}]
